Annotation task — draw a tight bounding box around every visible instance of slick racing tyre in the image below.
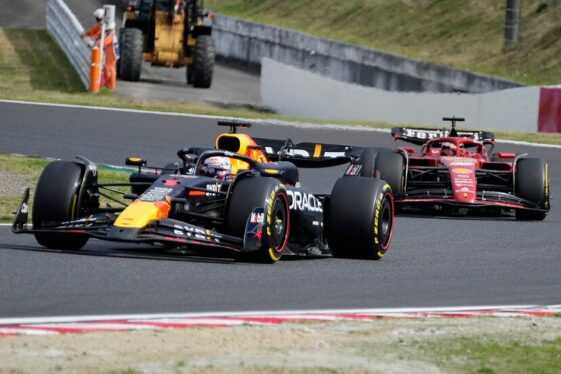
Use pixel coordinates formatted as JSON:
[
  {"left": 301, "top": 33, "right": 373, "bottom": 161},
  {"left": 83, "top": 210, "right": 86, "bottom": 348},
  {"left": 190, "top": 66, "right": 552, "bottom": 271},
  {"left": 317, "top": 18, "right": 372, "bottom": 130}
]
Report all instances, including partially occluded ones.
[
  {"left": 359, "top": 147, "right": 405, "bottom": 195},
  {"left": 227, "top": 177, "right": 290, "bottom": 263},
  {"left": 32, "top": 161, "right": 89, "bottom": 250},
  {"left": 515, "top": 158, "right": 549, "bottom": 220},
  {"left": 119, "top": 28, "right": 143, "bottom": 81},
  {"left": 327, "top": 177, "right": 394, "bottom": 260},
  {"left": 191, "top": 35, "right": 215, "bottom": 88}
]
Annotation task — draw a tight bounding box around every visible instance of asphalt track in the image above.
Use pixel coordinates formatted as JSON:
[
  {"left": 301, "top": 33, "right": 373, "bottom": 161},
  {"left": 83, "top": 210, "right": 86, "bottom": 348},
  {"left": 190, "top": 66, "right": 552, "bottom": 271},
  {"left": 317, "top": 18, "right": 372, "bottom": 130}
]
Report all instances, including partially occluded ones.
[{"left": 1, "top": 100, "right": 561, "bottom": 318}]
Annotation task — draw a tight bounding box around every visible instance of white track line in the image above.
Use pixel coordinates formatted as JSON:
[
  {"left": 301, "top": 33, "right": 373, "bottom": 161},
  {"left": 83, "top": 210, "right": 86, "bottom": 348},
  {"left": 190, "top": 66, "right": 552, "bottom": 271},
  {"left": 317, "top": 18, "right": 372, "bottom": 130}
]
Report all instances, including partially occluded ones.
[
  {"left": 1, "top": 305, "right": 559, "bottom": 326},
  {"left": 1, "top": 99, "right": 560, "bottom": 148}
]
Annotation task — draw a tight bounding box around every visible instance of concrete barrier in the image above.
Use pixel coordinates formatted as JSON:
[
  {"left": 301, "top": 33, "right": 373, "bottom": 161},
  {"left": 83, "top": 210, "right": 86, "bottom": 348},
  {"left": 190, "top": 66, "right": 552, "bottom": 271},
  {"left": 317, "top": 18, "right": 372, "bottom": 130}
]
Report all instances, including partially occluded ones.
[
  {"left": 261, "top": 58, "right": 543, "bottom": 132},
  {"left": 214, "top": 15, "right": 522, "bottom": 94}
]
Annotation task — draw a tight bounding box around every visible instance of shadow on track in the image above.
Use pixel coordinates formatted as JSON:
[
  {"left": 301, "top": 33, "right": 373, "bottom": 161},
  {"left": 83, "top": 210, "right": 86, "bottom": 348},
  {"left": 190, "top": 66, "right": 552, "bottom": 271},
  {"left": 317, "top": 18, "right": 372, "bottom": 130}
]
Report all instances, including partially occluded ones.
[
  {"left": 2, "top": 243, "right": 329, "bottom": 264},
  {"left": 2, "top": 244, "right": 243, "bottom": 265}
]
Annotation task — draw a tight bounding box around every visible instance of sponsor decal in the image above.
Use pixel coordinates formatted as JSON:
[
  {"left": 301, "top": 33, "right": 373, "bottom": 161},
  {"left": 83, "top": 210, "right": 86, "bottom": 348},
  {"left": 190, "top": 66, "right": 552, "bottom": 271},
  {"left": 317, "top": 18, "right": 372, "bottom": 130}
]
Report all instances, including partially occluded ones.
[
  {"left": 140, "top": 187, "right": 173, "bottom": 202},
  {"left": 204, "top": 183, "right": 222, "bottom": 197},
  {"left": 345, "top": 164, "right": 363, "bottom": 176},
  {"left": 452, "top": 167, "right": 472, "bottom": 175},
  {"left": 287, "top": 190, "right": 323, "bottom": 213},
  {"left": 403, "top": 129, "right": 445, "bottom": 140},
  {"left": 173, "top": 224, "right": 220, "bottom": 242},
  {"left": 280, "top": 148, "right": 346, "bottom": 159},
  {"left": 250, "top": 212, "right": 264, "bottom": 224},
  {"left": 450, "top": 161, "right": 475, "bottom": 167}
]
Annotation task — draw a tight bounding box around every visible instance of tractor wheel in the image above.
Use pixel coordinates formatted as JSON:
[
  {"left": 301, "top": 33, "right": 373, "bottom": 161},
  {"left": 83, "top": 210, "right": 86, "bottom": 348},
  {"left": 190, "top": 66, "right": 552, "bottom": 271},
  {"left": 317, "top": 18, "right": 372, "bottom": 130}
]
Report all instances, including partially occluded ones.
[
  {"left": 116, "top": 28, "right": 124, "bottom": 78},
  {"left": 326, "top": 177, "right": 394, "bottom": 260},
  {"left": 359, "top": 147, "right": 405, "bottom": 195},
  {"left": 515, "top": 158, "right": 549, "bottom": 220},
  {"left": 227, "top": 177, "right": 290, "bottom": 263},
  {"left": 119, "top": 28, "right": 143, "bottom": 81},
  {"left": 191, "top": 35, "right": 215, "bottom": 88},
  {"left": 32, "top": 161, "right": 89, "bottom": 250}
]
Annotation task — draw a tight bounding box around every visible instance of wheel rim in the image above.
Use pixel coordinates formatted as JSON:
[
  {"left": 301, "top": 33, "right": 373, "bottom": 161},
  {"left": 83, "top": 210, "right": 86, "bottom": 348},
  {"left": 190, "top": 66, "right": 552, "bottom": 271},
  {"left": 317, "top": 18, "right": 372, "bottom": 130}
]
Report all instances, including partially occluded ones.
[{"left": 270, "top": 193, "right": 289, "bottom": 253}]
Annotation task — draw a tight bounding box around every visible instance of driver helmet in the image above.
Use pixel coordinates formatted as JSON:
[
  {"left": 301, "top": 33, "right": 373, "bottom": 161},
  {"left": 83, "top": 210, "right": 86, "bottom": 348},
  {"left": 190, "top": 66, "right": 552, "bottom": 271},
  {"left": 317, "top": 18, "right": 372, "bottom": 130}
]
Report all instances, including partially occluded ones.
[
  {"left": 202, "top": 156, "right": 232, "bottom": 179},
  {"left": 440, "top": 142, "right": 457, "bottom": 155},
  {"left": 94, "top": 8, "right": 104, "bottom": 21}
]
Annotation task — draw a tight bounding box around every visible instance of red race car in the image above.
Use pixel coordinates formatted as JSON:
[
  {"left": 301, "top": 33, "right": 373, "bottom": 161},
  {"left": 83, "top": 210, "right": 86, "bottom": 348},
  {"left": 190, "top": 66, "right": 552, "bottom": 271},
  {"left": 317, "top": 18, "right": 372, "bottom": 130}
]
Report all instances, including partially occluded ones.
[{"left": 352, "top": 117, "right": 550, "bottom": 220}]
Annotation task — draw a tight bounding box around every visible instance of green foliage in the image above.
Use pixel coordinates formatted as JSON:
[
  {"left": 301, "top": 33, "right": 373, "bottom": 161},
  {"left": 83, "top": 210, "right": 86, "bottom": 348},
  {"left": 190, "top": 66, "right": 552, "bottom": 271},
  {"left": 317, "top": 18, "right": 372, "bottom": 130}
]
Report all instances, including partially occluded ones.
[
  {"left": 420, "top": 336, "right": 561, "bottom": 373},
  {"left": 0, "top": 154, "right": 130, "bottom": 223},
  {"left": 207, "top": 0, "right": 561, "bottom": 84},
  {"left": 0, "top": 28, "right": 83, "bottom": 94}
]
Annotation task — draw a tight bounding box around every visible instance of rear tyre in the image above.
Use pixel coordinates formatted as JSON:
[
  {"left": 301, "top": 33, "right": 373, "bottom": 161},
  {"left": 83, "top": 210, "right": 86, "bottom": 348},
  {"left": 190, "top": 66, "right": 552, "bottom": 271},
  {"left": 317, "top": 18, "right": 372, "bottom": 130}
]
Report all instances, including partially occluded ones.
[
  {"left": 359, "top": 147, "right": 405, "bottom": 195},
  {"left": 191, "top": 35, "right": 215, "bottom": 88},
  {"left": 327, "top": 177, "right": 394, "bottom": 260},
  {"left": 227, "top": 177, "right": 290, "bottom": 263},
  {"left": 119, "top": 28, "right": 143, "bottom": 81},
  {"left": 32, "top": 161, "right": 89, "bottom": 250},
  {"left": 515, "top": 158, "right": 549, "bottom": 220}
]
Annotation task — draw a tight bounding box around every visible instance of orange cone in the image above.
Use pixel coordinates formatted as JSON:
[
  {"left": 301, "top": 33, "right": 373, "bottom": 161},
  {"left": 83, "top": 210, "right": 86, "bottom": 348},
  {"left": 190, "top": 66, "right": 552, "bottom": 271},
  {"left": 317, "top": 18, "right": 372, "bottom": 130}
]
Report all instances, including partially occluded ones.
[{"left": 89, "top": 46, "right": 102, "bottom": 93}]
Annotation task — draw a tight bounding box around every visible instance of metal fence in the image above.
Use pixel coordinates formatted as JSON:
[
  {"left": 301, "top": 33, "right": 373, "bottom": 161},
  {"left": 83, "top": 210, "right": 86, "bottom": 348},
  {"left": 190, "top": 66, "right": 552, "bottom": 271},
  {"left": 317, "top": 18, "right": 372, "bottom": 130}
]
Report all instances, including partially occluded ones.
[{"left": 46, "top": 0, "right": 89, "bottom": 88}]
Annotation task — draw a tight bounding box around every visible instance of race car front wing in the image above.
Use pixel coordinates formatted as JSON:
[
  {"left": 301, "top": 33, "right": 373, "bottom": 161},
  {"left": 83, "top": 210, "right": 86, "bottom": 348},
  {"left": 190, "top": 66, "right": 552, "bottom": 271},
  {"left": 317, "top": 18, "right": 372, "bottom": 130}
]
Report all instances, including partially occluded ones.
[{"left": 12, "top": 188, "right": 262, "bottom": 253}]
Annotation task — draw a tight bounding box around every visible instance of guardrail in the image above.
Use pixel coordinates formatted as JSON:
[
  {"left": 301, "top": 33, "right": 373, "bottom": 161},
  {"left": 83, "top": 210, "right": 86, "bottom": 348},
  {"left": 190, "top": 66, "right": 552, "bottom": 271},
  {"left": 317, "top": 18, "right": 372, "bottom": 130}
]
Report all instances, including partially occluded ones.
[{"left": 46, "top": 0, "right": 89, "bottom": 88}]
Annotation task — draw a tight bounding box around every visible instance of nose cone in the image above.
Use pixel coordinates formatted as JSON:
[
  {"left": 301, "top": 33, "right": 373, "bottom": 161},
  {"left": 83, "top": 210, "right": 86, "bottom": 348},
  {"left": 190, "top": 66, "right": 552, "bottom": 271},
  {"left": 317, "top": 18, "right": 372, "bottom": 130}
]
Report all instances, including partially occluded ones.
[{"left": 441, "top": 158, "right": 477, "bottom": 203}]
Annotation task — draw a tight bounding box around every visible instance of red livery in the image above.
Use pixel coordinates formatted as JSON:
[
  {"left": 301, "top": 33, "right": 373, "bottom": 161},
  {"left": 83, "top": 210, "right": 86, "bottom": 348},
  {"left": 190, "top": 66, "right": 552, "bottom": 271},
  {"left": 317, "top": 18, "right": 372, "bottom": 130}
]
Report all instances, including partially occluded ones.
[{"left": 353, "top": 117, "right": 550, "bottom": 220}]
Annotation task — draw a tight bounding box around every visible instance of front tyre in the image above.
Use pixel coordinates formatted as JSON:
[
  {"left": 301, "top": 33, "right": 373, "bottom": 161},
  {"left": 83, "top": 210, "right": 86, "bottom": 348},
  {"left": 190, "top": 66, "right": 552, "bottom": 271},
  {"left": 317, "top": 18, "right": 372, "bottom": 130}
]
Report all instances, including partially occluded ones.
[
  {"left": 32, "top": 161, "right": 89, "bottom": 250},
  {"left": 327, "top": 177, "right": 394, "bottom": 260},
  {"left": 227, "top": 177, "right": 290, "bottom": 263},
  {"left": 515, "top": 158, "right": 549, "bottom": 220}
]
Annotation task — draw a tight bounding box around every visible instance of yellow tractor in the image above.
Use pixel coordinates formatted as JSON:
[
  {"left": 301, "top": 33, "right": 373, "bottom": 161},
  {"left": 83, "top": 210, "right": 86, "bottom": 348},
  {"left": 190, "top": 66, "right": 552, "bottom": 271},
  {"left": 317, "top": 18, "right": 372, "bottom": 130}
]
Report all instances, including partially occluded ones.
[{"left": 119, "top": 0, "right": 215, "bottom": 88}]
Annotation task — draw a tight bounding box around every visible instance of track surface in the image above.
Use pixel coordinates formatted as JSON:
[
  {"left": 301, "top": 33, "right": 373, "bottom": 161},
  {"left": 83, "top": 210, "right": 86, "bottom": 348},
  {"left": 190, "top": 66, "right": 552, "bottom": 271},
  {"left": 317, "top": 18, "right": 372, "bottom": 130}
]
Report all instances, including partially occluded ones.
[{"left": 1, "top": 101, "right": 560, "bottom": 318}]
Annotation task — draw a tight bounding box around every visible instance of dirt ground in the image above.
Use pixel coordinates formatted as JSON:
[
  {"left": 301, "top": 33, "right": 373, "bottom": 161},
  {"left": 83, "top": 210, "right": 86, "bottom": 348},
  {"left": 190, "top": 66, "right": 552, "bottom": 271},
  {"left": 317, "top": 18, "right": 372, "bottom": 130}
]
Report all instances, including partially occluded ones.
[
  {"left": 2, "top": 317, "right": 561, "bottom": 373},
  {"left": 0, "top": 169, "right": 29, "bottom": 197}
]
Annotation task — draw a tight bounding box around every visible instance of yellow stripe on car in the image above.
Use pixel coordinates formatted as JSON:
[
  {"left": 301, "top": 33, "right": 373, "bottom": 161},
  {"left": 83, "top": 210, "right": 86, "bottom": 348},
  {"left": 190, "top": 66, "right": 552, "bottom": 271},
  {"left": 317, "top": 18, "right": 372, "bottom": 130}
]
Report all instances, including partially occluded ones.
[
  {"left": 313, "top": 144, "right": 322, "bottom": 158},
  {"left": 114, "top": 201, "right": 169, "bottom": 228}
]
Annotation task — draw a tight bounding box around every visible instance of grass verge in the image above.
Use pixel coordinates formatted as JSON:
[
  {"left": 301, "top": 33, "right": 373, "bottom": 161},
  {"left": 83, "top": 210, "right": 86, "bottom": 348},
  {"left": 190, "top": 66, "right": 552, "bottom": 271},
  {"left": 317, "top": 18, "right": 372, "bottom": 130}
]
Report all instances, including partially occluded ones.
[
  {"left": 0, "top": 154, "right": 129, "bottom": 223},
  {"left": 206, "top": 0, "right": 561, "bottom": 85},
  {"left": 2, "top": 317, "right": 561, "bottom": 372},
  {"left": 418, "top": 336, "right": 561, "bottom": 373},
  {"left": 1, "top": 27, "right": 560, "bottom": 147}
]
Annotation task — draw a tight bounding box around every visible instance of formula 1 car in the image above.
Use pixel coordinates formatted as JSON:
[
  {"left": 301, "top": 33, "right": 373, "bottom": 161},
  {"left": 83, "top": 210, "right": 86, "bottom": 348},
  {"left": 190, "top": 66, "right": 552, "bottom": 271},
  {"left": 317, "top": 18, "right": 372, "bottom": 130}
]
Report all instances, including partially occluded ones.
[
  {"left": 12, "top": 122, "right": 395, "bottom": 263},
  {"left": 350, "top": 117, "right": 550, "bottom": 220}
]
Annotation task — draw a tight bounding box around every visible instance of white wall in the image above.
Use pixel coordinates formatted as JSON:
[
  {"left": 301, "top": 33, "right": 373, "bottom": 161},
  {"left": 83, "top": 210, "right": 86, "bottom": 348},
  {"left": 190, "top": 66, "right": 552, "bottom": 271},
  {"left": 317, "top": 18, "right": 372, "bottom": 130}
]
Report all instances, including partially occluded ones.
[{"left": 261, "top": 58, "right": 539, "bottom": 132}]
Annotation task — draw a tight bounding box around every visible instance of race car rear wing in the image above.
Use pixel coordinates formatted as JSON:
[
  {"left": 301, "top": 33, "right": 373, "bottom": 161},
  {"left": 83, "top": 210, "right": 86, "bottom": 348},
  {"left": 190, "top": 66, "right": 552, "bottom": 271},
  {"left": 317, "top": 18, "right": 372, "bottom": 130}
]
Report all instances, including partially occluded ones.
[
  {"left": 391, "top": 127, "right": 495, "bottom": 145},
  {"left": 252, "top": 137, "right": 362, "bottom": 168}
]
